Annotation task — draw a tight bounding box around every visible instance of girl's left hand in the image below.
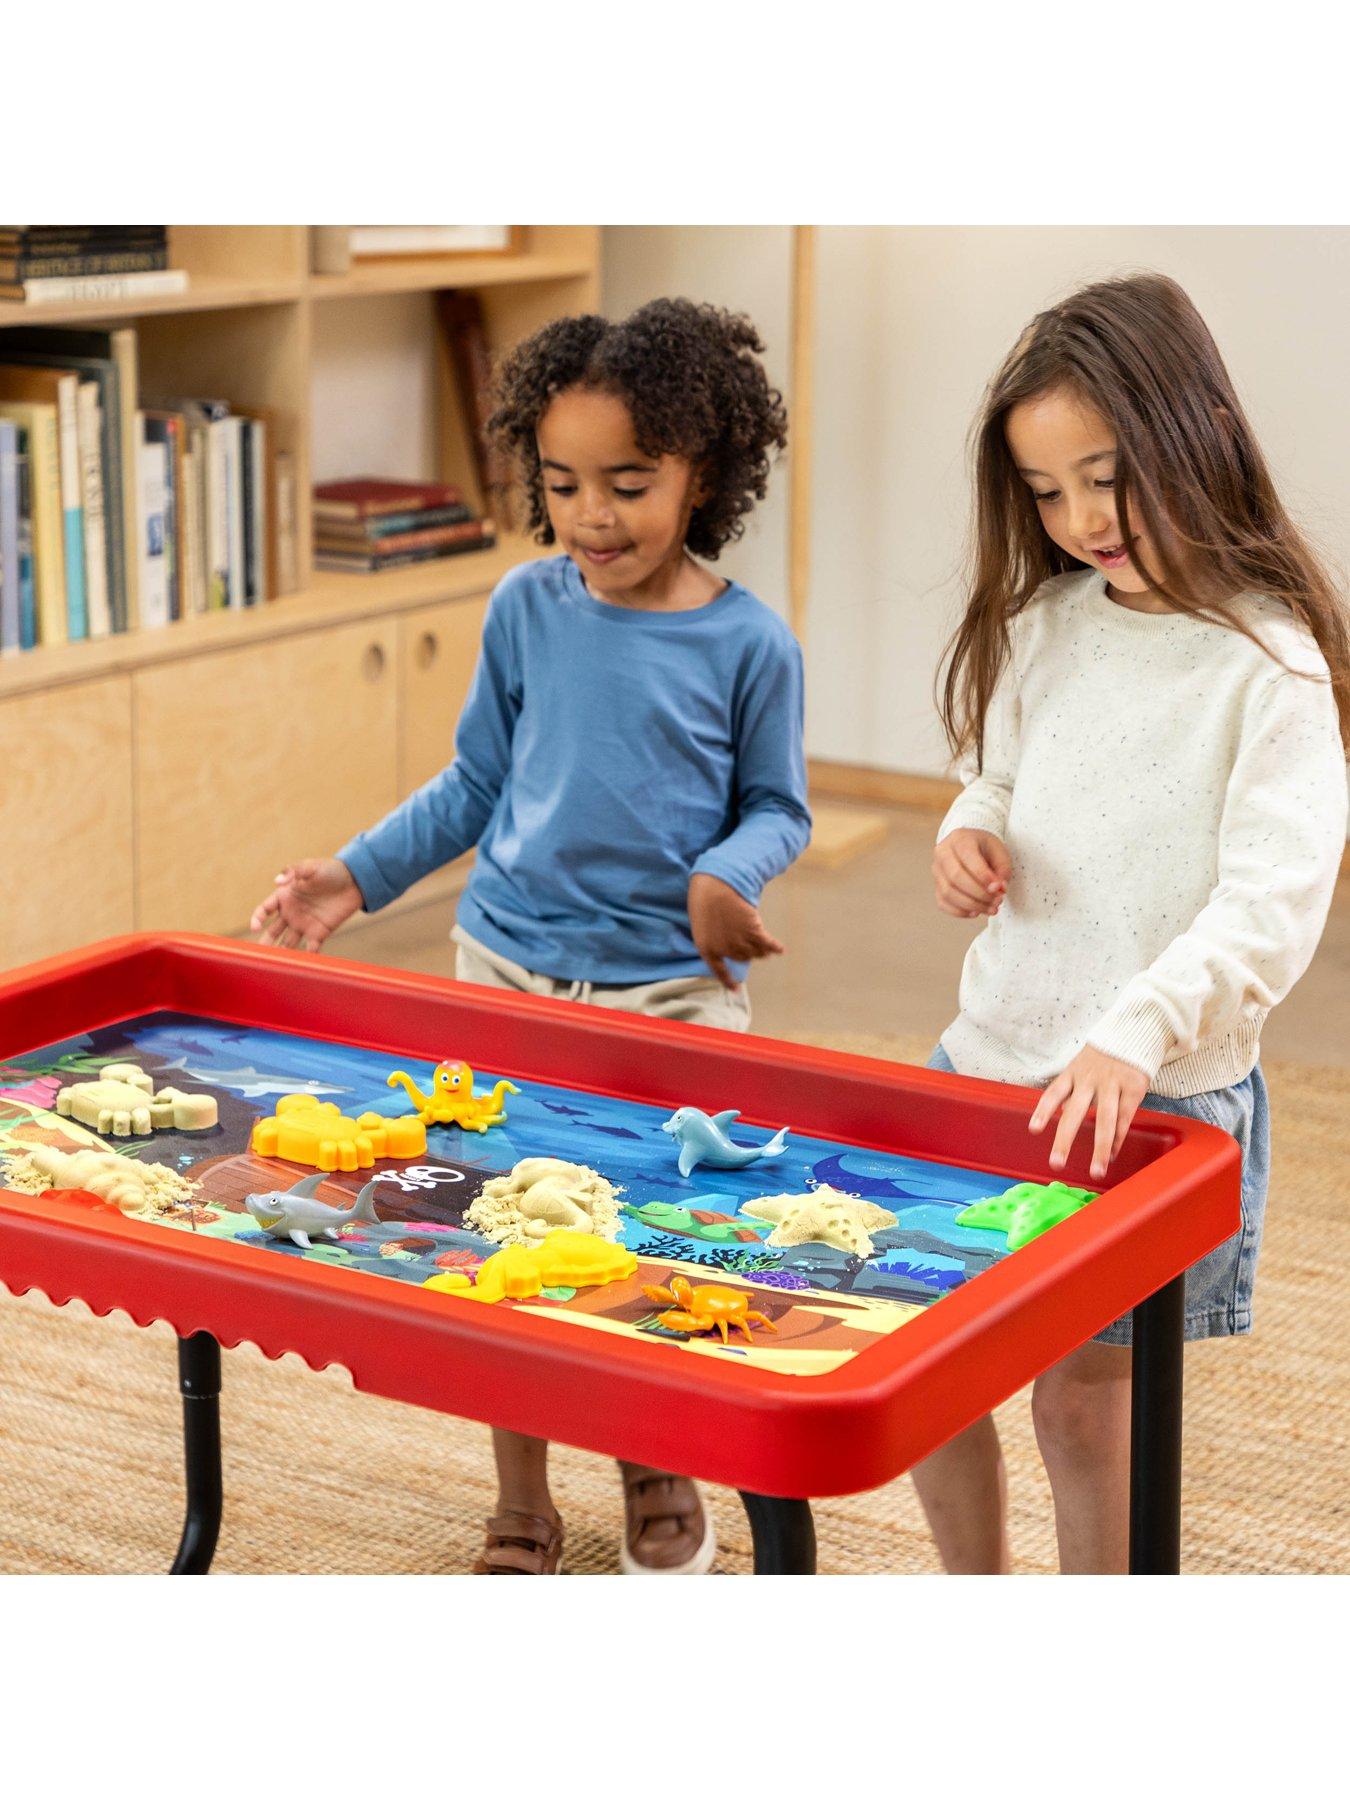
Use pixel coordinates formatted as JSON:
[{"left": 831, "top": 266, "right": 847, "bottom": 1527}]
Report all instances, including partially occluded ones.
[
  {"left": 688, "top": 872, "right": 784, "bottom": 991},
  {"left": 1029, "top": 1046, "right": 1150, "bottom": 1181}
]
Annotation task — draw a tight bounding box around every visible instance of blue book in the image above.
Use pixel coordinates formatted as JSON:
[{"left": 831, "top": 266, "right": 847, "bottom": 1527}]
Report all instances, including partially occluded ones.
[
  {"left": 0, "top": 419, "right": 18, "bottom": 654},
  {"left": 15, "top": 426, "right": 36, "bottom": 649}
]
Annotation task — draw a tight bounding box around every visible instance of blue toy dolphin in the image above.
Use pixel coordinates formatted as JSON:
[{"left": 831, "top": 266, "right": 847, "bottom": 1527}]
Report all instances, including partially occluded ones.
[{"left": 661, "top": 1107, "right": 790, "bottom": 1179}]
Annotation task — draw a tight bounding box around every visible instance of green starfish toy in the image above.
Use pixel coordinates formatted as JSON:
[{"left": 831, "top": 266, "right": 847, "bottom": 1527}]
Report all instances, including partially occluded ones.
[{"left": 956, "top": 1180, "right": 1097, "bottom": 1251}]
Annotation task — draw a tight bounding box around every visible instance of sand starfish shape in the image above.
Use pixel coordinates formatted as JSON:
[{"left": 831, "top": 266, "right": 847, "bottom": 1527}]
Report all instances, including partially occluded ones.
[{"left": 740, "top": 1186, "right": 897, "bottom": 1257}]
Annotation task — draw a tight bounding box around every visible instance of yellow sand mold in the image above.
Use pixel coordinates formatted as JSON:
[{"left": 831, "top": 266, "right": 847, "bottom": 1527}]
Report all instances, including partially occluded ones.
[{"left": 250, "top": 1094, "right": 427, "bottom": 1172}]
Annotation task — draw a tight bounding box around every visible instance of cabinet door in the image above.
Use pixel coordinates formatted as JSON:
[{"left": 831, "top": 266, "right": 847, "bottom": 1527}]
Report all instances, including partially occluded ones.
[
  {"left": 0, "top": 677, "right": 134, "bottom": 968},
  {"left": 397, "top": 595, "right": 488, "bottom": 793},
  {"left": 134, "top": 621, "right": 398, "bottom": 934}
]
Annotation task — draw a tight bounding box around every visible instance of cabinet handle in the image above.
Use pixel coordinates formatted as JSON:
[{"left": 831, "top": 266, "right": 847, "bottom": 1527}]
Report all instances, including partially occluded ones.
[
  {"left": 362, "top": 643, "right": 387, "bottom": 682},
  {"left": 415, "top": 630, "right": 439, "bottom": 672}
]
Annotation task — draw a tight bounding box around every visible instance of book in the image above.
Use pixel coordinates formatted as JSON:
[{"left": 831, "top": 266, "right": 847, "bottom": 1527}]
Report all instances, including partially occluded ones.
[
  {"left": 2, "top": 270, "right": 189, "bottom": 305},
  {"left": 275, "top": 451, "right": 298, "bottom": 595},
  {"left": 75, "top": 381, "right": 112, "bottom": 638},
  {"left": 314, "top": 520, "right": 496, "bottom": 571},
  {"left": 181, "top": 447, "right": 203, "bottom": 616},
  {"left": 0, "top": 226, "right": 167, "bottom": 248},
  {"left": 138, "top": 426, "right": 170, "bottom": 629},
  {"left": 436, "top": 291, "right": 511, "bottom": 512},
  {"left": 314, "top": 502, "right": 474, "bottom": 542},
  {"left": 0, "top": 248, "right": 169, "bottom": 282},
  {"left": 0, "top": 329, "right": 132, "bottom": 636},
  {"left": 0, "top": 420, "right": 17, "bottom": 654},
  {"left": 223, "top": 416, "right": 245, "bottom": 607},
  {"left": 0, "top": 401, "right": 65, "bottom": 647},
  {"left": 0, "top": 363, "right": 86, "bottom": 638},
  {"left": 348, "top": 226, "right": 513, "bottom": 257},
  {"left": 313, "top": 477, "right": 466, "bottom": 521},
  {"left": 141, "top": 415, "right": 180, "bottom": 621},
  {"left": 315, "top": 518, "right": 489, "bottom": 557},
  {"left": 246, "top": 417, "right": 266, "bottom": 604},
  {"left": 15, "top": 426, "right": 37, "bottom": 649}
]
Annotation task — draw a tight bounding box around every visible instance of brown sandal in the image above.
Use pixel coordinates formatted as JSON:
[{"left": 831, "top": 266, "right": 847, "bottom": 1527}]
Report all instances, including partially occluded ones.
[
  {"left": 619, "top": 1468, "right": 716, "bottom": 1575},
  {"left": 472, "top": 1509, "right": 564, "bottom": 1574}
]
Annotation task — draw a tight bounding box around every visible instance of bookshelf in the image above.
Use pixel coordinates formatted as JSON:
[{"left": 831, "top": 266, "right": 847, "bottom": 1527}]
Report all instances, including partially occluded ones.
[{"left": 0, "top": 225, "right": 600, "bottom": 964}]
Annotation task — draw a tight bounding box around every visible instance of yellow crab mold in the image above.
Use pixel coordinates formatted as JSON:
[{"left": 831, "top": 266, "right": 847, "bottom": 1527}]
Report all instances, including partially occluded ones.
[{"left": 250, "top": 1094, "right": 427, "bottom": 1172}]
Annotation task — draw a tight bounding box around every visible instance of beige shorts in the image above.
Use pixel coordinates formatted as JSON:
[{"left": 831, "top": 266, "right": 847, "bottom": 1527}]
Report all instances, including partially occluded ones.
[{"left": 451, "top": 924, "right": 751, "bottom": 1033}]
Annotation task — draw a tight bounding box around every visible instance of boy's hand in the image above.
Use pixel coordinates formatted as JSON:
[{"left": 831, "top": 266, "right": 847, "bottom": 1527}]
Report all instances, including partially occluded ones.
[
  {"left": 1029, "top": 1046, "right": 1150, "bottom": 1182},
  {"left": 688, "top": 872, "right": 784, "bottom": 992},
  {"left": 933, "top": 828, "right": 1011, "bottom": 918},
  {"left": 249, "top": 857, "right": 363, "bottom": 953}
]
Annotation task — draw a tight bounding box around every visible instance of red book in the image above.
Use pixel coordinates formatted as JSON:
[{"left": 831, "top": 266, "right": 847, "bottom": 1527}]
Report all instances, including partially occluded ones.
[{"left": 314, "top": 477, "right": 466, "bottom": 522}]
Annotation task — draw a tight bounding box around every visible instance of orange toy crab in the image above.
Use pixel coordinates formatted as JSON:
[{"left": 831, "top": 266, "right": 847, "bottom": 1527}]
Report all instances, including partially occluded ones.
[{"left": 641, "top": 1274, "right": 778, "bottom": 1344}]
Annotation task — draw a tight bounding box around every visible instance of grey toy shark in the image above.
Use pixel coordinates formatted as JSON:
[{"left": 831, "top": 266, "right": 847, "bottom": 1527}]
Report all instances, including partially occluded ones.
[
  {"left": 243, "top": 1173, "right": 381, "bottom": 1249},
  {"left": 660, "top": 1107, "right": 790, "bottom": 1179}
]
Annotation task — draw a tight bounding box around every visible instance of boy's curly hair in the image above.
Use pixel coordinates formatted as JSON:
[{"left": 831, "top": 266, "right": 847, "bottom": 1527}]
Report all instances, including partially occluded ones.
[{"left": 486, "top": 298, "right": 789, "bottom": 559}]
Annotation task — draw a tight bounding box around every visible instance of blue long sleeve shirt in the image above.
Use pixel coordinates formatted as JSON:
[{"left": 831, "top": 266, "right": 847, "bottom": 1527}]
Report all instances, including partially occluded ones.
[{"left": 337, "top": 554, "right": 811, "bottom": 983}]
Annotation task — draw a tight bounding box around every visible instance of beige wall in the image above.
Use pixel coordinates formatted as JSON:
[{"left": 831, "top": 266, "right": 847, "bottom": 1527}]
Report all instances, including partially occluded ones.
[
  {"left": 311, "top": 293, "right": 441, "bottom": 485},
  {"left": 602, "top": 227, "right": 794, "bottom": 618},
  {"left": 807, "top": 227, "right": 1350, "bottom": 774}
]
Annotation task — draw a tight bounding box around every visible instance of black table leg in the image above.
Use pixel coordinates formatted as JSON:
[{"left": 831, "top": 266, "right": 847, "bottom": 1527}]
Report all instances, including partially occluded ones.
[
  {"left": 1128, "top": 1272, "right": 1185, "bottom": 1574},
  {"left": 169, "top": 1331, "right": 222, "bottom": 1575},
  {"left": 739, "top": 1491, "right": 817, "bottom": 1573}
]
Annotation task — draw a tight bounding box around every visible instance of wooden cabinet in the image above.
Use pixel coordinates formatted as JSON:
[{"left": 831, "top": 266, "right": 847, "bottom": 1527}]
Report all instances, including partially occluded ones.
[
  {"left": 0, "top": 226, "right": 601, "bottom": 966},
  {"left": 397, "top": 594, "right": 489, "bottom": 793},
  {"left": 0, "top": 679, "right": 135, "bottom": 965},
  {"left": 134, "top": 621, "right": 399, "bottom": 934}
]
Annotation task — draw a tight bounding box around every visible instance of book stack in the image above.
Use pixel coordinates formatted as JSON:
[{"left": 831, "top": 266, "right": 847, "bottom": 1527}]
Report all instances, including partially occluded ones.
[
  {"left": 0, "top": 227, "right": 188, "bottom": 306},
  {"left": 0, "top": 324, "right": 296, "bottom": 655},
  {"left": 313, "top": 479, "right": 496, "bottom": 573}
]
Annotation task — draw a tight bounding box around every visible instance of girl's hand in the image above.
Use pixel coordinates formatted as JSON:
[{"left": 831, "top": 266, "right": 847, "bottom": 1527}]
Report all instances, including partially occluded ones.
[
  {"left": 1029, "top": 1046, "right": 1150, "bottom": 1181},
  {"left": 249, "top": 857, "right": 364, "bottom": 952},
  {"left": 933, "top": 829, "right": 1011, "bottom": 918},
  {"left": 688, "top": 872, "right": 784, "bottom": 991}
]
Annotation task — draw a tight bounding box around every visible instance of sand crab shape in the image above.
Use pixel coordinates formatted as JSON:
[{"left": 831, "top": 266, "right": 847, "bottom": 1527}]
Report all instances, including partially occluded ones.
[
  {"left": 56, "top": 1063, "right": 218, "bottom": 1137},
  {"left": 642, "top": 1275, "right": 779, "bottom": 1345}
]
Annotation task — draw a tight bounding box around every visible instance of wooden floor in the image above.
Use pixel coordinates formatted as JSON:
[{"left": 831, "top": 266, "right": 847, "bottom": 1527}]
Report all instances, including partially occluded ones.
[{"left": 341, "top": 803, "right": 1350, "bottom": 1067}]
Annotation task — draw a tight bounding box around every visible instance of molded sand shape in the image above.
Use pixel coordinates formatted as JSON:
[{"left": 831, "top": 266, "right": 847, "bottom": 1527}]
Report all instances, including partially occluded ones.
[
  {"left": 251, "top": 1094, "right": 427, "bottom": 1172},
  {"left": 740, "top": 1187, "right": 897, "bottom": 1257},
  {"left": 20, "top": 1145, "right": 167, "bottom": 1215},
  {"left": 428, "top": 1230, "right": 637, "bottom": 1303},
  {"left": 956, "top": 1180, "right": 1096, "bottom": 1251},
  {"left": 56, "top": 1063, "right": 218, "bottom": 1137},
  {"left": 643, "top": 1275, "right": 778, "bottom": 1344},
  {"left": 466, "top": 1157, "right": 623, "bottom": 1245},
  {"left": 386, "top": 1060, "right": 520, "bottom": 1131}
]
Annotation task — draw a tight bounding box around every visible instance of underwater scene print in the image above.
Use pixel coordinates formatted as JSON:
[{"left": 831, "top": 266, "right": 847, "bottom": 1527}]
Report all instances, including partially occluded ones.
[{"left": 0, "top": 1011, "right": 1022, "bottom": 1378}]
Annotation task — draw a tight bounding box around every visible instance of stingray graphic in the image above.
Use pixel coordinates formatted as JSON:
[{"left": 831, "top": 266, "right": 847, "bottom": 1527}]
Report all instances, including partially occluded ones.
[{"left": 810, "top": 1153, "right": 992, "bottom": 1205}]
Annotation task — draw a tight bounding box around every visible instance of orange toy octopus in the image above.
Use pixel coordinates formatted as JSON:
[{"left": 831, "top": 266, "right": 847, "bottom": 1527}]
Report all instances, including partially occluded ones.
[{"left": 642, "top": 1274, "right": 779, "bottom": 1344}]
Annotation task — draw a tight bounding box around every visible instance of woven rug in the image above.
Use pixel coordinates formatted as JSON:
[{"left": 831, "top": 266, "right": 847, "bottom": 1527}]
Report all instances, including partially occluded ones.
[{"left": 2, "top": 1033, "right": 1345, "bottom": 1575}]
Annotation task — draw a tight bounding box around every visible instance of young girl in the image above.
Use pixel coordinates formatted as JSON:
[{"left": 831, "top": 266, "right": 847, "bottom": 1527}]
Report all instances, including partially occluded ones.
[
  {"left": 920, "top": 271, "right": 1348, "bottom": 1574},
  {"left": 250, "top": 299, "right": 809, "bottom": 1575}
]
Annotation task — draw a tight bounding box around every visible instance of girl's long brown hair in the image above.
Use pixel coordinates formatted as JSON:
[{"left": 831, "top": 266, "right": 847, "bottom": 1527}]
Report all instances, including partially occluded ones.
[{"left": 940, "top": 272, "right": 1350, "bottom": 764}]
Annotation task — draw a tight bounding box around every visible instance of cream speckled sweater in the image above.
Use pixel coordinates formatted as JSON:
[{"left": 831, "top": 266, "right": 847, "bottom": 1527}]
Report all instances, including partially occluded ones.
[{"left": 937, "top": 569, "right": 1348, "bottom": 1097}]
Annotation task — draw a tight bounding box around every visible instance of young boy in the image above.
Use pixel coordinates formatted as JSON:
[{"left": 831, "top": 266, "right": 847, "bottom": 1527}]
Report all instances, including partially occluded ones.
[{"left": 251, "top": 299, "right": 810, "bottom": 1574}]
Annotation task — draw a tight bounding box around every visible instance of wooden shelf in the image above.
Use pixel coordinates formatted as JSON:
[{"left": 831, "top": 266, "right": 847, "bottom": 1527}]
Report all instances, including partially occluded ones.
[
  {"left": 308, "top": 250, "right": 596, "bottom": 301},
  {"left": 0, "top": 278, "right": 307, "bottom": 330},
  {"left": 0, "top": 535, "right": 540, "bottom": 700}
]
